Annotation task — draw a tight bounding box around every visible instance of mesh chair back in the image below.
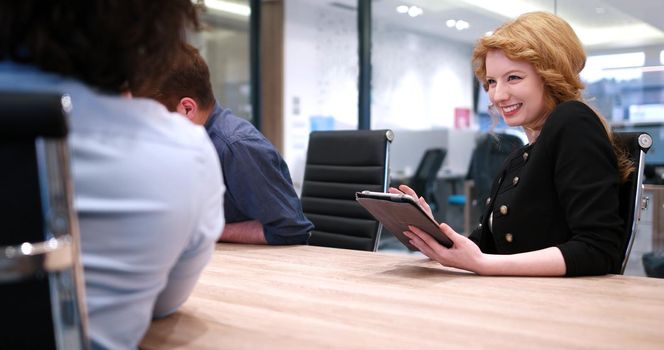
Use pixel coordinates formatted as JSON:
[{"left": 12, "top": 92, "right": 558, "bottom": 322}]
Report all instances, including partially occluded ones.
[
  {"left": 409, "top": 148, "right": 446, "bottom": 210},
  {"left": 465, "top": 133, "right": 523, "bottom": 230},
  {"left": 0, "top": 92, "right": 89, "bottom": 349},
  {"left": 302, "top": 129, "right": 393, "bottom": 251},
  {"left": 467, "top": 133, "right": 524, "bottom": 207},
  {"left": 614, "top": 132, "right": 652, "bottom": 274}
]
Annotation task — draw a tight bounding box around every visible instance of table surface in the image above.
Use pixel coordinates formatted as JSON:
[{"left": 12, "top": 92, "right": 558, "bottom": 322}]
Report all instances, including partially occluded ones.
[{"left": 141, "top": 244, "right": 664, "bottom": 350}]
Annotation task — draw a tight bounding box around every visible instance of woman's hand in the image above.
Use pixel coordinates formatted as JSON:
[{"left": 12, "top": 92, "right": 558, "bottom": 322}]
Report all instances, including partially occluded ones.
[
  {"left": 403, "top": 223, "right": 486, "bottom": 274},
  {"left": 389, "top": 184, "right": 486, "bottom": 274},
  {"left": 388, "top": 184, "right": 433, "bottom": 218}
]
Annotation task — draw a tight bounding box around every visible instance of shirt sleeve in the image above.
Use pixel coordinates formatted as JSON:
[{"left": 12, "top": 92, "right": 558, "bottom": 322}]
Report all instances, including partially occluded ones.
[
  {"left": 544, "top": 101, "right": 624, "bottom": 276},
  {"left": 152, "top": 139, "right": 225, "bottom": 318},
  {"left": 221, "top": 137, "right": 313, "bottom": 245}
]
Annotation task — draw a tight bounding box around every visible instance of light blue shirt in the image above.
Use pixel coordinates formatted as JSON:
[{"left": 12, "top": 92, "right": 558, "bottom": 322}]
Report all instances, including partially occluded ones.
[{"left": 0, "top": 63, "right": 225, "bottom": 349}]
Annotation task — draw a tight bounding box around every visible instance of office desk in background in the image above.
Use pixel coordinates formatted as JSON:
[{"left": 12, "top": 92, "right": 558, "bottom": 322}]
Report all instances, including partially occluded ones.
[
  {"left": 644, "top": 184, "right": 664, "bottom": 250},
  {"left": 141, "top": 244, "right": 664, "bottom": 350}
]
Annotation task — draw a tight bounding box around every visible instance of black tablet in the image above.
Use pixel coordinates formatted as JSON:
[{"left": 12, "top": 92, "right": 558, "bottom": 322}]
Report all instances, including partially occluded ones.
[{"left": 355, "top": 190, "right": 453, "bottom": 250}]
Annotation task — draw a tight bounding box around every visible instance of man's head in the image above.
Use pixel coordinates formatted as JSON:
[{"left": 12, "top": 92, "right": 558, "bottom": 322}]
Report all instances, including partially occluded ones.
[{"left": 134, "top": 43, "right": 215, "bottom": 125}]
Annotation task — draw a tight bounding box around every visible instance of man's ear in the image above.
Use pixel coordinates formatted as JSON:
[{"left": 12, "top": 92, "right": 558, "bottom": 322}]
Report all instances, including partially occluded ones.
[{"left": 176, "top": 97, "right": 199, "bottom": 121}]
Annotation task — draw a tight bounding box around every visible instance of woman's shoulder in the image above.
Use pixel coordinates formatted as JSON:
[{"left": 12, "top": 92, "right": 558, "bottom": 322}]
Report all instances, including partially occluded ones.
[
  {"left": 550, "top": 100, "right": 598, "bottom": 122},
  {"left": 538, "top": 100, "right": 611, "bottom": 155},
  {"left": 542, "top": 100, "right": 603, "bottom": 134}
]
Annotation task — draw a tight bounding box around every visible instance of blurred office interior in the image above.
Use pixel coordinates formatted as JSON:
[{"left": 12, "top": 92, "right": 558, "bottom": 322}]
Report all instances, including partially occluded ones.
[{"left": 193, "top": 0, "right": 664, "bottom": 274}]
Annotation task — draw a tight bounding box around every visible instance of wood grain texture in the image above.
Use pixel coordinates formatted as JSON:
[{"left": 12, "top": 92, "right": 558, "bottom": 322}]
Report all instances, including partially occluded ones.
[{"left": 141, "top": 244, "right": 664, "bottom": 349}]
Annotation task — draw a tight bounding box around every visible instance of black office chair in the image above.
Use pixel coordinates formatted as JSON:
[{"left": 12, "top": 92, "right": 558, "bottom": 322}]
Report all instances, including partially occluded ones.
[
  {"left": 0, "top": 92, "right": 89, "bottom": 349},
  {"left": 302, "top": 129, "right": 393, "bottom": 251},
  {"left": 614, "top": 131, "right": 652, "bottom": 274},
  {"left": 642, "top": 251, "right": 664, "bottom": 278},
  {"left": 464, "top": 133, "right": 523, "bottom": 233},
  {"left": 409, "top": 148, "right": 446, "bottom": 212}
]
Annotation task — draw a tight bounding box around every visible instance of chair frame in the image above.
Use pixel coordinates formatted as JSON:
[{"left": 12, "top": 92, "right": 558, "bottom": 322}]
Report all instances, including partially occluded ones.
[
  {"left": 0, "top": 92, "right": 89, "bottom": 349},
  {"left": 619, "top": 132, "right": 652, "bottom": 274}
]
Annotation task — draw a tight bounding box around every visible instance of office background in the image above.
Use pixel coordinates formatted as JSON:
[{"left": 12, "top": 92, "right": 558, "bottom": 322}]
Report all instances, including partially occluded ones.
[
  {"left": 195, "top": 0, "right": 664, "bottom": 184},
  {"left": 193, "top": 0, "right": 664, "bottom": 274}
]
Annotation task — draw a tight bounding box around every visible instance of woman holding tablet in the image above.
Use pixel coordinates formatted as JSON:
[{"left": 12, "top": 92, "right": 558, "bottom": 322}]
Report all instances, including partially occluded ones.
[{"left": 391, "top": 12, "right": 633, "bottom": 277}]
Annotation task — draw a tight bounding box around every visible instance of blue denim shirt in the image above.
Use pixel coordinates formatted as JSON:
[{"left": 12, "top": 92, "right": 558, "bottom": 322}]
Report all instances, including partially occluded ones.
[{"left": 205, "top": 103, "right": 313, "bottom": 244}]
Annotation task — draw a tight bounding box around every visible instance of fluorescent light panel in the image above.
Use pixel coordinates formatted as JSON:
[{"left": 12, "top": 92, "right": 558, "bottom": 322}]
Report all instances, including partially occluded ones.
[
  {"left": 582, "top": 52, "right": 645, "bottom": 83},
  {"left": 588, "top": 52, "right": 645, "bottom": 69},
  {"left": 603, "top": 65, "right": 664, "bottom": 73},
  {"left": 574, "top": 23, "right": 663, "bottom": 47},
  {"left": 204, "top": 0, "right": 250, "bottom": 17}
]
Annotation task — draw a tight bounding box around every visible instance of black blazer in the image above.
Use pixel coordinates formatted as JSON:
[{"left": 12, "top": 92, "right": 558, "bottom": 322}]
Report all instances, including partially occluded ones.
[{"left": 469, "top": 101, "right": 624, "bottom": 276}]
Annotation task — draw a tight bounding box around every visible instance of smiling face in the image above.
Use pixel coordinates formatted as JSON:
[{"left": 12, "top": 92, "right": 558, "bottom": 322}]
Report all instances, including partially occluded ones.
[{"left": 485, "top": 49, "right": 548, "bottom": 142}]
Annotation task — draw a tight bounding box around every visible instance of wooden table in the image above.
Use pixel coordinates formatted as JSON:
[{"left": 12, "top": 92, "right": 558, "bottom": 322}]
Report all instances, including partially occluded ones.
[{"left": 141, "top": 244, "right": 664, "bottom": 349}]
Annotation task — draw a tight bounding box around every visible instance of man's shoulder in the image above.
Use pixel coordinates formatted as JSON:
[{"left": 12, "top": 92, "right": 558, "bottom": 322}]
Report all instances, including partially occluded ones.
[
  {"left": 70, "top": 93, "right": 221, "bottom": 189},
  {"left": 207, "top": 105, "right": 272, "bottom": 149}
]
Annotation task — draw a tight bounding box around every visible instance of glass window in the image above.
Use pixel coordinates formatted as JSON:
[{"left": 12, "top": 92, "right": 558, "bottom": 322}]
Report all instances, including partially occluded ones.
[
  {"left": 555, "top": 0, "right": 664, "bottom": 126},
  {"left": 371, "top": 1, "right": 556, "bottom": 185},
  {"left": 371, "top": 0, "right": 557, "bottom": 132},
  {"left": 193, "top": 1, "right": 252, "bottom": 122},
  {"left": 370, "top": 0, "right": 664, "bottom": 128},
  {"left": 282, "top": 0, "right": 359, "bottom": 190},
  {"left": 280, "top": 0, "right": 664, "bottom": 188}
]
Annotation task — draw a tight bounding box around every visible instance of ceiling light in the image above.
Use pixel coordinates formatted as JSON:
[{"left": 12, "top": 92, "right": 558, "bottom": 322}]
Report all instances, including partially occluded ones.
[
  {"left": 640, "top": 65, "right": 664, "bottom": 73},
  {"left": 575, "top": 23, "right": 662, "bottom": 47},
  {"left": 455, "top": 20, "right": 470, "bottom": 30},
  {"left": 396, "top": 5, "right": 409, "bottom": 14},
  {"left": 581, "top": 52, "right": 646, "bottom": 82},
  {"left": 591, "top": 52, "right": 646, "bottom": 69},
  {"left": 602, "top": 65, "right": 664, "bottom": 73},
  {"left": 204, "top": 0, "right": 250, "bottom": 16},
  {"left": 445, "top": 19, "right": 469, "bottom": 31},
  {"left": 408, "top": 6, "right": 423, "bottom": 17}
]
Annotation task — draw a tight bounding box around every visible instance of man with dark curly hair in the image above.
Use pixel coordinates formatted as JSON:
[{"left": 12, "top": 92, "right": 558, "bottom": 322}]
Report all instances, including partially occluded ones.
[{"left": 0, "top": 1, "right": 225, "bottom": 349}]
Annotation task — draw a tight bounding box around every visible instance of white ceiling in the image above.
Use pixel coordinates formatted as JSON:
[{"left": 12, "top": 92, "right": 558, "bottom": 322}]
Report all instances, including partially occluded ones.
[
  {"left": 328, "top": 0, "right": 664, "bottom": 52},
  {"left": 203, "top": 0, "right": 664, "bottom": 52}
]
